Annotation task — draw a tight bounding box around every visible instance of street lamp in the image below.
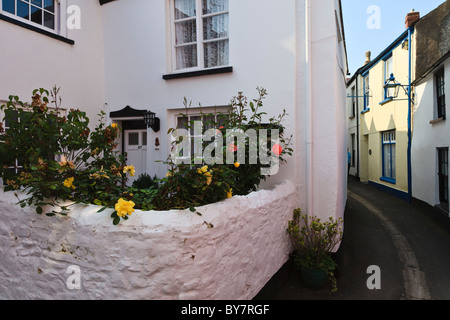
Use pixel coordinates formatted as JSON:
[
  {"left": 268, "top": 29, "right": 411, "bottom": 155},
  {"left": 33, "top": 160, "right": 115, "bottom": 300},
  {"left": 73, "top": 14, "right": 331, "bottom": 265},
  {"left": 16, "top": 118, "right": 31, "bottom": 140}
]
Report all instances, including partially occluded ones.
[
  {"left": 384, "top": 73, "right": 411, "bottom": 101},
  {"left": 143, "top": 110, "right": 160, "bottom": 132}
]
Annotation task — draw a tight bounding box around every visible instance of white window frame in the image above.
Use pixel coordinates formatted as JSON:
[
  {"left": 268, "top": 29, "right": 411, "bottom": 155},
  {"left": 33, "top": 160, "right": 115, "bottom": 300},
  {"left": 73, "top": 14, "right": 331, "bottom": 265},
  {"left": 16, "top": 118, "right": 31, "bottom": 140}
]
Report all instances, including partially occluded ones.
[
  {"left": 384, "top": 55, "right": 394, "bottom": 100},
  {"left": 168, "top": 0, "right": 230, "bottom": 73},
  {"left": 0, "top": 0, "right": 64, "bottom": 36},
  {"left": 169, "top": 106, "right": 229, "bottom": 164}
]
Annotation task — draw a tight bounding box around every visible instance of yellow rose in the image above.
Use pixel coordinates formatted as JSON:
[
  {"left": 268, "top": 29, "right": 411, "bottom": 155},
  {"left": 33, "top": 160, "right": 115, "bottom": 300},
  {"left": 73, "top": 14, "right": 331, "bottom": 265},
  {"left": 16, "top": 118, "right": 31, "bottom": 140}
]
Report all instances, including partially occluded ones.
[
  {"left": 63, "top": 177, "right": 75, "bottom": 190},
  {"left": 234, "top": 162, "right": 240, "bottom": 168},
  {"left": 115, "top": 198, "right": 135, "bottom": 218},
  {"left": 227, "top": 188, "right": 233, "bottom": 198},
  {"left": 123, "top": 165, "right": 136, "bottom": 177}
]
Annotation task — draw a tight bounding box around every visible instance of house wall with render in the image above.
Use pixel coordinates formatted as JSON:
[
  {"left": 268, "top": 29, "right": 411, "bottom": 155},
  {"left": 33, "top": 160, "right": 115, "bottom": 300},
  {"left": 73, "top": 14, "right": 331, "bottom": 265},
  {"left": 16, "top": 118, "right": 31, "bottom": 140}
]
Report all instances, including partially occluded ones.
[
  {"left": 412, "top": 59, "right": 450, "bottom": 209},
  {"left": 0, "top": 0, "right": 106, "bottom": 127},
  {"left": 102, "top": 0, "right": 349, "bottom": 222}
]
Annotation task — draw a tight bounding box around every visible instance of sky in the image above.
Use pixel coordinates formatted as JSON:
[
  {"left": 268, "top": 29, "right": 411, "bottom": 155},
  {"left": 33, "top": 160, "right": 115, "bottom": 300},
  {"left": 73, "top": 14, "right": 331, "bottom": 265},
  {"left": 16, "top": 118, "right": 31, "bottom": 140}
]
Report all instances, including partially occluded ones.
[{"left": 342, "top": 0, "right": 447, "bottom": 76}]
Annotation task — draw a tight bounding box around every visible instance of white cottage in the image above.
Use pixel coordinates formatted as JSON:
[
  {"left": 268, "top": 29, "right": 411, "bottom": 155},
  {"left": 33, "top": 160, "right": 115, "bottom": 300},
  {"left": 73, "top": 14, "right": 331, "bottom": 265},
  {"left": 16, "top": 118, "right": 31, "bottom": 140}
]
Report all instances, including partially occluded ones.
[
  {"left": 0, "top": 0, "right": 348, "bottom": 221},
  {"left": 0, "top": 0, "right": 348, "bottom": 300},
  {"left": 412, "top": 1, "right": 450, "bottom": 215}
]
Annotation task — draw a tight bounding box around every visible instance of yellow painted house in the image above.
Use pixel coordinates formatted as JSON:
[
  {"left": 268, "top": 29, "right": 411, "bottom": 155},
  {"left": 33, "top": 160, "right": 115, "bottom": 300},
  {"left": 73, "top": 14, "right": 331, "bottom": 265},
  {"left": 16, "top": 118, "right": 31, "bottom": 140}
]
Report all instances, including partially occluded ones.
[{"left": 349, "top": 11, "right": 419, "bottom": 202}]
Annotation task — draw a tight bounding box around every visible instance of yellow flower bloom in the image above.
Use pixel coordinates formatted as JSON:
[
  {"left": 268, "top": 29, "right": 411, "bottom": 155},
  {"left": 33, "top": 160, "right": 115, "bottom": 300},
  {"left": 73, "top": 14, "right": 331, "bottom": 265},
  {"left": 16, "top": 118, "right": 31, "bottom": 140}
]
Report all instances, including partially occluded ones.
[
  {"left": 63, "top": 177, "right": 76, "bottom": 190},
  {"left": 166, "top": 171, "right": 173, "bottom": 177},
  {"left": 234, "top": 162, "right": 240, "bottom": 168},
  {"left": 111, "top": 123, "right": 118, "bottom": 129},
  {"left": 227, "top": 188, "right": 233, "bottom": 198},
  {"left": 115, "top": 198, "right": 135, "bottom": 218},
  {"left": 123, "top": 165, "right": 136, "bottom": 177},
  {"left": 206, "top": 176, "right": 212, "bottom": 186},
  {"left": 201, "top": 165, "right": 208, "bottom": 173}
]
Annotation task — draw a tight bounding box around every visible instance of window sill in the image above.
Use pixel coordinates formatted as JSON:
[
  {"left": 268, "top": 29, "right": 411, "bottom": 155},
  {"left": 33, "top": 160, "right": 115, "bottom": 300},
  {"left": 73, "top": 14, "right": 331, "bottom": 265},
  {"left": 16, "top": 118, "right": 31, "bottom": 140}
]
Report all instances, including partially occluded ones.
[
  {"left": 430, "top": 117, "right": 446, "bottom": 125},
  {"left": 379, "top": 97, "right": 393, "bottom": 105},
  {"left": 163, "top": 66, "right": 233, "bottom": 80},
  {"left": 0, "top": 13, "right": 74, "bottom": 45},
  {"left": 380, "top": 177, "right": 396, "bottom": 184},
  {"left": 361, "top": 108, "right": 370, "bottom": 114}
]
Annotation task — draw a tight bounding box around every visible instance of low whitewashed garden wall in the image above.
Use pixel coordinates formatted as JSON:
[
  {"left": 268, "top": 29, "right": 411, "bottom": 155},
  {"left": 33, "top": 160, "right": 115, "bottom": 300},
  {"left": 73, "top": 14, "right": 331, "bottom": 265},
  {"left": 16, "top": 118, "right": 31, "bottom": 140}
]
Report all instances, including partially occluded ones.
[{"left": 0, "top": 180, "right": 296, "bottom": 300}]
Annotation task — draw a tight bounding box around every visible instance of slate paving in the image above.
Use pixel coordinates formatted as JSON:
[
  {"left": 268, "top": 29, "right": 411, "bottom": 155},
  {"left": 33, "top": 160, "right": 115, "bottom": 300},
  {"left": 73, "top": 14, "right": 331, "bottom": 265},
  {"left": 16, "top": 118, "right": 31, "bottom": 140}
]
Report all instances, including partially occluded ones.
[{"left": 254, "top": 178, "right": 450, "bottom": 300}]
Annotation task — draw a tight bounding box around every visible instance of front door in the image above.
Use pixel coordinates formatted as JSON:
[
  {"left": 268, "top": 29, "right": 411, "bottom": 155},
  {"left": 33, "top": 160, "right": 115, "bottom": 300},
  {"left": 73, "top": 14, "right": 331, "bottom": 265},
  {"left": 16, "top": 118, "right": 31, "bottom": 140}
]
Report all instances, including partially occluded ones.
[{"left": 124, "top": 130, "right": 147, "bottom": 185}]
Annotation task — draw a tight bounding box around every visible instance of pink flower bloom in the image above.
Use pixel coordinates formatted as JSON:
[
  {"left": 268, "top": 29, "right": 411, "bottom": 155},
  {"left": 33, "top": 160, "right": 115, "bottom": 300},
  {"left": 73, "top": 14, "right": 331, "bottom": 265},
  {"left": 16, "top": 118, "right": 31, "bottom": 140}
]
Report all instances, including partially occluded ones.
[
  {"left": 228, "top": 143, "right": 237, "bottom": 152},
  {"left": 272, "top": 144, "right": 282, "bottom": 156}
]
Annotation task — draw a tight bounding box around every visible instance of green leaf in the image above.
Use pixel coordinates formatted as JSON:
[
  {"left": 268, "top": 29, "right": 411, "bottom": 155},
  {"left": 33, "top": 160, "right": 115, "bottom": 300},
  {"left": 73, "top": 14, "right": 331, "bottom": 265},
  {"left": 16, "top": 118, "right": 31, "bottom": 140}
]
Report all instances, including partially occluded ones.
[
  {"left": 112, "top": 216, "right": 120, "bottom": 225},
  {"left": 36, "top": 206, "right": 43, "bottom": 214}
]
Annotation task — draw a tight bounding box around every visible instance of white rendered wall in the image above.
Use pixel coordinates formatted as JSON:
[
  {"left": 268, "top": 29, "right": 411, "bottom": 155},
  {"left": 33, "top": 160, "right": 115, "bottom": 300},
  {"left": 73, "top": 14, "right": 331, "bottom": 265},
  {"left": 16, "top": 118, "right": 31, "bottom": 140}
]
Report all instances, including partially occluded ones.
[
  {"left": 102, "top": 0, "right": 348, "bottom": 223},
  {"left": 102, "top": 0, "right": 297, "bottom": 185},
  {"left": 0, "top": 180, "right": 296, "bottom": 300},
  {"left": 0, "top": 0, "right": 106, "bottom": 127},
  {"left": 412, "top": 60, "right": 450, "bottom": 207}
]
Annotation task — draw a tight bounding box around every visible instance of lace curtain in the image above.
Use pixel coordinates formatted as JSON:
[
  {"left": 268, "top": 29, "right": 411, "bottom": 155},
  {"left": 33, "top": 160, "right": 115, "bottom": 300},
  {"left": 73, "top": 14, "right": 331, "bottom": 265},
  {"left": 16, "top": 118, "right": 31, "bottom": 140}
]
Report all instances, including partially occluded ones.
[{"left": 174, "top": 0, "right": 229, "bottom": 70}]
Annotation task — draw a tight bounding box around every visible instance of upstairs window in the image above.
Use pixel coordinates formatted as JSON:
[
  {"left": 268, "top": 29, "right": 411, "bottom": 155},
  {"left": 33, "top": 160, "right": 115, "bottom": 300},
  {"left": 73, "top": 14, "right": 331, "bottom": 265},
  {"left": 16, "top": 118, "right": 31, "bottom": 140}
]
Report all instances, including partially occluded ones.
[
  {"left": 363, "top": 75, "right": 370, "bottom": 111},
  {"left": 384, "top": 55, "right": 394, "bottom": 100},
  {"left": 436, "top": 68, "right": 446, "bottom": 119},
  {"left": 171, "top": 0, "right": 229, "bottom": 71},
  {"left": 1, "top": 0, "right": 57, "bottom": 31}
]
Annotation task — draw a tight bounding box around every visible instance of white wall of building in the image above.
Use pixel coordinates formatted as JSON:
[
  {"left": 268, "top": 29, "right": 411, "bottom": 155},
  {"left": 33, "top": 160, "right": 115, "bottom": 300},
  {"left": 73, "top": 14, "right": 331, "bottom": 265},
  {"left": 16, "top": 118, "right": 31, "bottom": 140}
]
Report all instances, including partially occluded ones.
[
  {"left": 103, "top": 0, "right": 348, "bottom": 221},
  {"left": 0, "top": 0, "right": 106, "bottom": 126},
  {"left": 412, "top": 59, "right": 450, "bottom": 207}
]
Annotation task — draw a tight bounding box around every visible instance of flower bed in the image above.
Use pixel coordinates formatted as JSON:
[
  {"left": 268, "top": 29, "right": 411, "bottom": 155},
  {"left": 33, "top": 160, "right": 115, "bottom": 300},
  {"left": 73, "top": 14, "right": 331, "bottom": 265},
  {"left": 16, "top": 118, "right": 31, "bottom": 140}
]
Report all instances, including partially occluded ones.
[{"left": 0, "top": 180, "right": 296, "bottom": 300}]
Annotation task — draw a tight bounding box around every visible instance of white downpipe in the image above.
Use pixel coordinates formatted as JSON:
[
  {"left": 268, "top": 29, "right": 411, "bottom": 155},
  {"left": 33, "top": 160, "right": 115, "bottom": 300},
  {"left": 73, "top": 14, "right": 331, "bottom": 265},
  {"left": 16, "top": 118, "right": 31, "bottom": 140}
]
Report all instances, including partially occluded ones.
[{"left": 305, "top": 0, "right": 313, "bottom": 216}]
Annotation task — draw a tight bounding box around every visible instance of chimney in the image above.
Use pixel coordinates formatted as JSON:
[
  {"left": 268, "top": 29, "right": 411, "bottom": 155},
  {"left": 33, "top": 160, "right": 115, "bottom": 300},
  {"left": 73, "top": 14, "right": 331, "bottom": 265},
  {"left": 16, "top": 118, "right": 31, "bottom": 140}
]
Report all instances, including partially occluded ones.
[
  {"left": 364, "top": 51, "right": 371, "bottom": 65},
  {"left": 405, "top": 9, "right": 420, "bottom": 28}
]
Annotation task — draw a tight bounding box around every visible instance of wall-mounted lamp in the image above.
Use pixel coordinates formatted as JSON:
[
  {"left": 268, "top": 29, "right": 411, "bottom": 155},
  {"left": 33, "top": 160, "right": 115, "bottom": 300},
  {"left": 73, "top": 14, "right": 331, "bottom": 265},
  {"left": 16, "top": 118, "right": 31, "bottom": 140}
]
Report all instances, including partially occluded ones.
[
  {"left": 384, "top": 73, "right": 401, "bottom": 99},
  {"left": 143, "top": 110, "right": 160, "bottom": 132}
]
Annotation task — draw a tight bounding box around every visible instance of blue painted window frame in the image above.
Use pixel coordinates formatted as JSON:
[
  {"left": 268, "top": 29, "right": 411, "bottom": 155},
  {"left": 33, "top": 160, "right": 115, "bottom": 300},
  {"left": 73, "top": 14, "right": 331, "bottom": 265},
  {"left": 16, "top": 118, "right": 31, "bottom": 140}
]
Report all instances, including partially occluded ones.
[
  {"left": 381, "top": 130, "right": 396, "bottom": 184},
  {"left": 362, "top": 72, "right": 370, "bottom": 113}
]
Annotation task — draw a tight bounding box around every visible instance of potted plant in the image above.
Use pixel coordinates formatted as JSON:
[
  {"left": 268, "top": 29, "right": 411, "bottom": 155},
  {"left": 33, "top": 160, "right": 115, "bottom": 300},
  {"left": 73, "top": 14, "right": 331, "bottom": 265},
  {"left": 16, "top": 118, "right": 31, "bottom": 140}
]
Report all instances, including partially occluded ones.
[{"left": 287, "top": 208, "right": 343, "bottom": 293}]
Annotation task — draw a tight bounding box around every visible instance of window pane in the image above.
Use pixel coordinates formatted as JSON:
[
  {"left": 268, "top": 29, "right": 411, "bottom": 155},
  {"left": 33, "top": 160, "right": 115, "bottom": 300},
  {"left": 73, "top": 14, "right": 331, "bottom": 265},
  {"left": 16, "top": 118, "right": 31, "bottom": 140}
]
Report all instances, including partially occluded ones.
[
  {"left": 384, "top": 144, "right": 391, "bottom": 178},
  {"left": 176, "top": 45, "right": 197, "bottom": 69},
  {"left": 31, "top": 0, "right": 41, "bottom": 7},
  {"left": 44, "top": 11, "right": 54, "bottom": 29},
  {"left": 203, "top": 115, "right": 215, "bottom": 130},
  {"left": 128, "top": 132, "right": 139, "bottom": 146},
  {"left": 2, "top": 0, "right": 15, "bottom": 14},
  {"left": 17, "top": 0, "right": 30, "bottom": 20},
  {"left": 202, "top": 0, "right": 229, "bottom": 14},
  {"left": 174, "top": 0, "right": 196, "bottom": 20},
  {"left": 190, "top": 116, "right": 201, "bottom": 135},
  {"left": 391, "top": 144, "right": 396, "bottom": 179},
  {"left": 177, "top": 116, "right": 188, "bottom": 129},
  {"left": 142, "top": 132, "right": 147, "bottom": 146},
  {"left": 175, "top": 20, "right": 197, "bottom": 44},
  {"left": 203, "top": 13, "right": 228, "bottom": 40},
  {"left": 30, "top": 5, "right": 42, "bottom": 24},
  {"left": 204, "top": 39, "right": 229, "bottom": 68},
  {"left": 44, "top": 0, "right": 54, "bottom": 13}
]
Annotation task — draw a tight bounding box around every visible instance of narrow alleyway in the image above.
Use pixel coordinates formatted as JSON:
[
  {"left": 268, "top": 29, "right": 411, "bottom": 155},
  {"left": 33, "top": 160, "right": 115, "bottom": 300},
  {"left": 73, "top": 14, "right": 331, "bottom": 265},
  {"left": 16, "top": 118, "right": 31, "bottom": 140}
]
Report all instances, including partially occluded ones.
[{"left": 254, "top": 178, "right": 450, "bottom": 300}]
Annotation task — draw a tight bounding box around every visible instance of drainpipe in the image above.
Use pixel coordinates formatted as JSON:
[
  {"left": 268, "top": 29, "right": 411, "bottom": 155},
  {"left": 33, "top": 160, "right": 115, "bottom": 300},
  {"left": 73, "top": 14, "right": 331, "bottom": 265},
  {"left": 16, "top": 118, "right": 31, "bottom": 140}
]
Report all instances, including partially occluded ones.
[
  {"left": 407, "top": 27, "right": 413, "bottom": 204},
  {"left": 305, "top": 0, "right": 313, "bottom": 216}
]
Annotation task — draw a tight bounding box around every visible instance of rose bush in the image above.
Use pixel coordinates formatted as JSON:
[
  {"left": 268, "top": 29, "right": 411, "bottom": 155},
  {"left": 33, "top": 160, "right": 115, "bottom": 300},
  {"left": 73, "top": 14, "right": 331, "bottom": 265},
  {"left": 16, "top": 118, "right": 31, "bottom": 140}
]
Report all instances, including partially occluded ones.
[{"left": 0, "top": 87, "right": 293, "bottom": 224}]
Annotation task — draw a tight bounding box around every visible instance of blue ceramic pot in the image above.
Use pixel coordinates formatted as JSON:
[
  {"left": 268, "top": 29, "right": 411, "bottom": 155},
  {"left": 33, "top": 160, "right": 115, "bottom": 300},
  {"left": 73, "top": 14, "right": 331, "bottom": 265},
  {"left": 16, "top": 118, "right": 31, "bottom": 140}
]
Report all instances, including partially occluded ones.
[{"left": 300, "top": 265, "right": 329, "bottom": 290}]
